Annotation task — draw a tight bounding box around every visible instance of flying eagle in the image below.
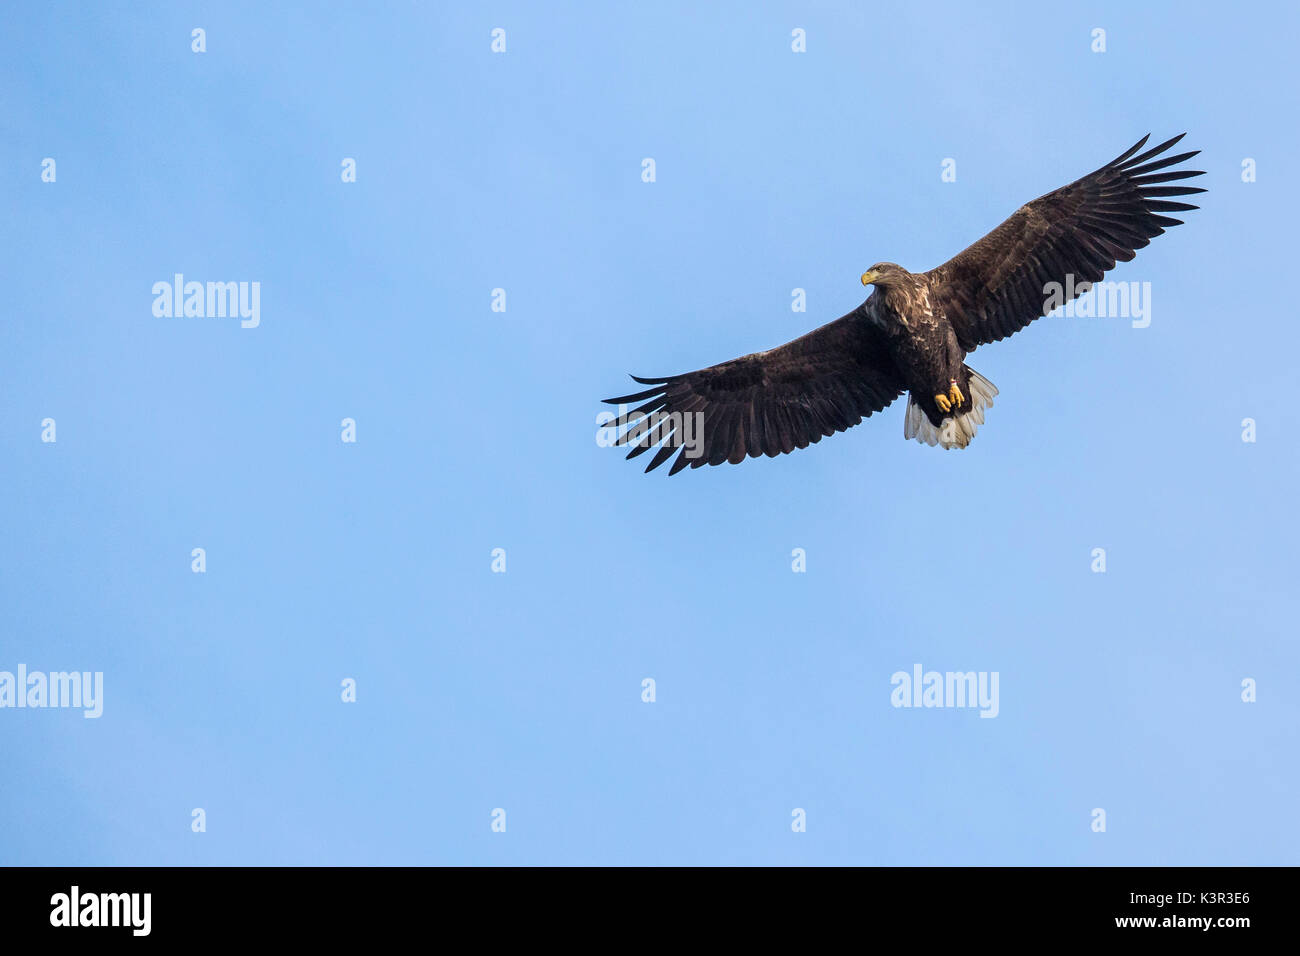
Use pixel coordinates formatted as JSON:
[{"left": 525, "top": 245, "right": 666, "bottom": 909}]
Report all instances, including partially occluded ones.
[{"left": 603, "top": 134, "right": 1203, "bottom": 474}]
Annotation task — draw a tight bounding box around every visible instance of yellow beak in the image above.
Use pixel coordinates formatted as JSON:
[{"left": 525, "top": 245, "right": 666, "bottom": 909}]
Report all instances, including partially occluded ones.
[{"left": 861, "top": 269, "right": 881, "bottom": 286}]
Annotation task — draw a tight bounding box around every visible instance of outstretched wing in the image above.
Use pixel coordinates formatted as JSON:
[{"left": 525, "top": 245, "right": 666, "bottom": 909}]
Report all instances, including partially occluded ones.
[
  {"left": 603, "top": 306, "right": 904, "bottom": 474},
  {"left": 926, "top": 134, "right": 1205, "bottom": 351}
]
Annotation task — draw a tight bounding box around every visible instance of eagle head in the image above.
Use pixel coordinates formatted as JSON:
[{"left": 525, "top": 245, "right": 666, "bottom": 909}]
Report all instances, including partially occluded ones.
[{"left": 860, "top": 262, "right": 910, "bottom": 288}]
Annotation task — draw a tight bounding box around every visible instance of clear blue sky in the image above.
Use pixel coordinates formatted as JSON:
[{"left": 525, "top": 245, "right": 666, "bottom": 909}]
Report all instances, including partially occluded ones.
[{"left": 2, "top": 1, "right": 1296, "bottom": 865}]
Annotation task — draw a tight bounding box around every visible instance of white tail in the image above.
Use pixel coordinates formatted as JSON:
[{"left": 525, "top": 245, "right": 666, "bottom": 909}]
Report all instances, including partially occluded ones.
[{"left": 904, "top": 368, "right": 999, "bottom": 450}]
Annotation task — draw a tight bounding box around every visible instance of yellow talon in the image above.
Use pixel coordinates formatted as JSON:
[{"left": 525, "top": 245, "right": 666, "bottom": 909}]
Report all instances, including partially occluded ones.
[
  {"left": 948, "top": 382, "right": 965, "bottom": 408},
  {"left": 934, "top": 393, "right": 951, "bottom": 413}
]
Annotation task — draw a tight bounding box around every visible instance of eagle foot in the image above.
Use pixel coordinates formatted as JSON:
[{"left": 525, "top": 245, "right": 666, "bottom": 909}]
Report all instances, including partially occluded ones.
[
  {"left": 934, "top": 393, "right": 952, "bottom": 413},
  {"left": 948, "top": 381, "right": 965, "bottom": 409}
]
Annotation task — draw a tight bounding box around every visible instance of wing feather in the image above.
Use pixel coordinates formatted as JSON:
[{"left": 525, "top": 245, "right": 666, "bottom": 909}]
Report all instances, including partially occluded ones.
[
  {"left": 927, "top": 134, "right": 1205, "bottom": 350},
  {"left": 603, "top": 307, "right": 904, "bottom": 474}
]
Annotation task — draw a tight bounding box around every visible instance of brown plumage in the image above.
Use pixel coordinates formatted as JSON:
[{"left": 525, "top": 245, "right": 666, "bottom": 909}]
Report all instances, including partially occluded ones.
[{"left": 603, "top": 134, "right": 1204, "bottom": 473}]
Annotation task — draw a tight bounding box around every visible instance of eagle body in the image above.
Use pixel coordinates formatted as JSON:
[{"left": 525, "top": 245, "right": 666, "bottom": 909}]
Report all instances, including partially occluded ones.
[
  {"left": 865, "top": 270, "right": 974, "bottom": 430},
  {"left": 605, "top": 134, "right": 1204, "bottom": 474}
]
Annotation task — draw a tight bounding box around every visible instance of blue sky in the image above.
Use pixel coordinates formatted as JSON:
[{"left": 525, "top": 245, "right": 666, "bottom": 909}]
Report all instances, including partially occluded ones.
[{"left": 1, "top": 0, "right": 1296, "bottom": 865}]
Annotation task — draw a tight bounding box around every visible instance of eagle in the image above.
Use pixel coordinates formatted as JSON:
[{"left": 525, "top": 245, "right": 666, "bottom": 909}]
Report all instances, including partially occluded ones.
[{"left": 603, "top": 134, "right": 1204, "bottom": 474}]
